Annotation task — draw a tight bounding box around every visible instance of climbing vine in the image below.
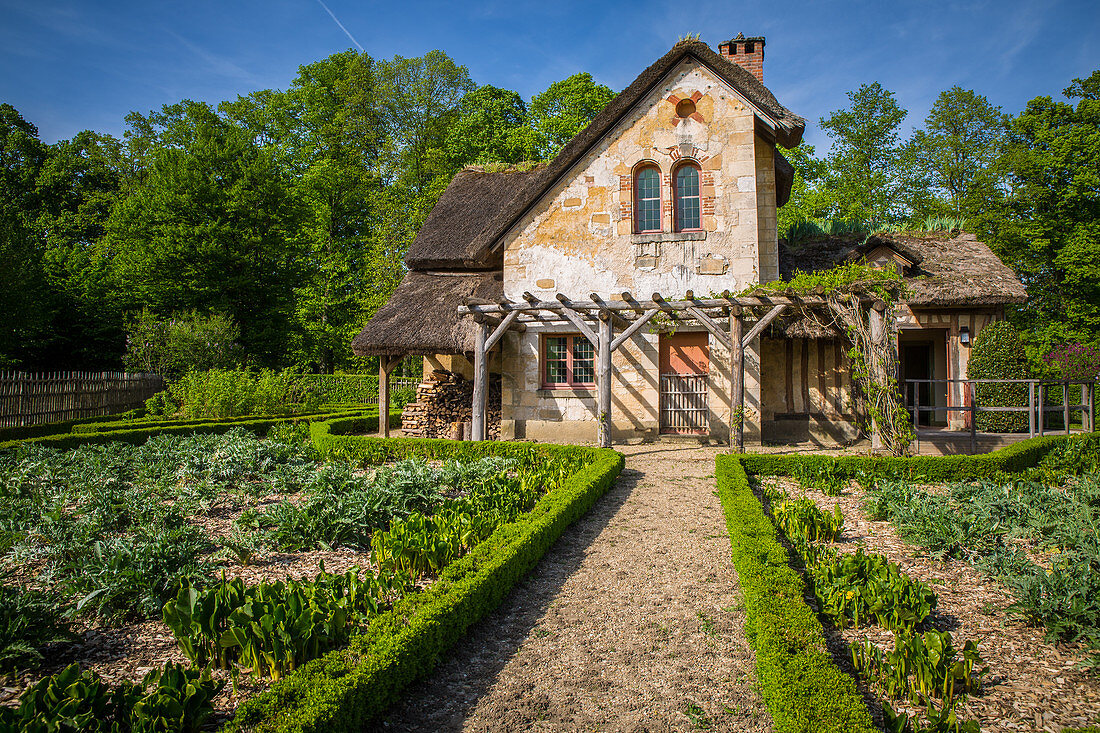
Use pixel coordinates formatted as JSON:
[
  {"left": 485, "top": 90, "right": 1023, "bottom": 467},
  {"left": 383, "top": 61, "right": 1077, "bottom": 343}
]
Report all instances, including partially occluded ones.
[{"left": 748, "top": 263, "right": 915, "bottom": 455}]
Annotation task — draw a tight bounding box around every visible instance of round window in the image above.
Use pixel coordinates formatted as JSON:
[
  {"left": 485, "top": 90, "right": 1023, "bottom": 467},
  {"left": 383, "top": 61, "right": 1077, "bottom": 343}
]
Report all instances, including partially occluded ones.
[{"left": 676, "top": 98, "right": 697, "bottom": 118}]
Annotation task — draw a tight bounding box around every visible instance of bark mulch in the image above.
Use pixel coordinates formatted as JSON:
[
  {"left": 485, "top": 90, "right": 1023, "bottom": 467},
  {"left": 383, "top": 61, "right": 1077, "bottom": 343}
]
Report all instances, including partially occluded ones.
[
  {"left": 769, "top": 476, "right": 1100, "bottom": 733},
  {"left": 372, "top": 443, "right": 771, "bottom": 733}
]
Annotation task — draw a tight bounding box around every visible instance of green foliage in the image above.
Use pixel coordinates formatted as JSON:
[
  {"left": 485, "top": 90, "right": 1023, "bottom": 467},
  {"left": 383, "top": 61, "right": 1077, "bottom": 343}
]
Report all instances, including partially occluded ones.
[
  {"left": 224, "top": 422, "right": 622, "bottom": 732},
  {"left": 528, "top": 72, "right": 615, "bottom": 159},
  {"left": 0, "top": 583, "right": 73, "bottom": 670},
  {"left": 161, "top": 368, "right": 319, "bottom": 419},
  {"left": 714, "top": 457, "right": 877, "bottom": 733},
  {"left": 123, "top": 308, "right": 240, "bottom": 377},
  {"left": 792, "top": 460, "right": 848, "bottom": 496},
  {"left": 0, "top": 661, "right": 223, "bottom": 732},
  {"left": 772, "top": 497, "right": 844, "bottom": 542},
  {"left": 851, "top": 630, "right": 985, "bottom": 706},
  {"left": 966, "top": 321, "right": 1039, "bottom": 432},
  {"left": 163, "top": 568, "right": 407, "bottom": 680},
  {"left": 751, "top": 261, "right": 903, "bottom": 300}
]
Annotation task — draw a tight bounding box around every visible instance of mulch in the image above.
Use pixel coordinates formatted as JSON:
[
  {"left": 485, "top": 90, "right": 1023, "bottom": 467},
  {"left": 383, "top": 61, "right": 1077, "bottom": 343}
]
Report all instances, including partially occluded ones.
[{"left": 766, "top": 476, "right": 1100, "bottom": 733}]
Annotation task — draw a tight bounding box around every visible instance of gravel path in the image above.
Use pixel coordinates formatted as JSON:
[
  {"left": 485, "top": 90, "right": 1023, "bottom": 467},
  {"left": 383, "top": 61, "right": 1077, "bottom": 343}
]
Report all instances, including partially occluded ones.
[{"left": 371, "top": 443, "right": 772, "bottom": 733}]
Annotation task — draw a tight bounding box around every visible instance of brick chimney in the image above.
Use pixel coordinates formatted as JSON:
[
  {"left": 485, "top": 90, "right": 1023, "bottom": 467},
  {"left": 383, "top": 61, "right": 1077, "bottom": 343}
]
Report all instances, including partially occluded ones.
[{"left": 718, "top": 33, "right": 765, "bottom": 82}]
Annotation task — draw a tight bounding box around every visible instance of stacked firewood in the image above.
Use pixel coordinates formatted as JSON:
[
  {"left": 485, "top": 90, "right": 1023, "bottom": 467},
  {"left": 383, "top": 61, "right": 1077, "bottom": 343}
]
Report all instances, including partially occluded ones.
[{"left": 400, "top": 370, "right": 501, "bottom": 439}]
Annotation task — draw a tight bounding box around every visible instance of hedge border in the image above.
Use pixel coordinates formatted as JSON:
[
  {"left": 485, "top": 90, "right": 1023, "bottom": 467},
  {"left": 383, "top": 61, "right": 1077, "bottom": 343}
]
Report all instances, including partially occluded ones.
[
  {"left": 722, "top": 431, "right": 1100, "bottom": 733},
  {"left": 69, "top": 410, "right": 347, "bottom": 435},
  {"left": 224, "top": 423, "right": 624, "bottom": 732},
  {"left": 716, "top": 455, "right": 877, "bottom": 733},
  {"left": 0, "top": 410, "right": 140, "bottom": 443},
  {"left": 739, "top": 432, "right": 1100, "bottom": 483},
  {"left": 0, "top": 409, "right": 400, "bottom": 452}
]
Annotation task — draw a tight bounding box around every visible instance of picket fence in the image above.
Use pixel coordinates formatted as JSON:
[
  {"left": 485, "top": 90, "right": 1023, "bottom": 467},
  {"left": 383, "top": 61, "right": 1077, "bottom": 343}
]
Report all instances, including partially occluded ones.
[{"left": 0, "top": 371, "right": 165, "bottom": 428}]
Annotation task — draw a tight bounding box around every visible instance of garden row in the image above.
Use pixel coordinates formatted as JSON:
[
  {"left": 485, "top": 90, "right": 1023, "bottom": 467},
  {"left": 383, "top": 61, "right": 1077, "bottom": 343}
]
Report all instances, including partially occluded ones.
[
  {"left": 717, "top": 431, "right": 1100, "bottom": 733},
  {"left": 0, "top": 413, "right": 623, "bottom": 732}
]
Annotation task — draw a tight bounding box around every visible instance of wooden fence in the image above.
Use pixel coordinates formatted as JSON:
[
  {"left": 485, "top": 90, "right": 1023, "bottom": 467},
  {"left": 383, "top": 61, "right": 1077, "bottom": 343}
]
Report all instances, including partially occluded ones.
[{"left": 0, "top": 371, "right": 166, "bottom": 428}]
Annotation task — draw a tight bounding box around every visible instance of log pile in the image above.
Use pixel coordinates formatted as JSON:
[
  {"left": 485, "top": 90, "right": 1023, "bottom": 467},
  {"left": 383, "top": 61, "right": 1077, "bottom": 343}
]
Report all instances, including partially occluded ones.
[{"left": 400, "top": 370, "right": 501, "bottom": 439}]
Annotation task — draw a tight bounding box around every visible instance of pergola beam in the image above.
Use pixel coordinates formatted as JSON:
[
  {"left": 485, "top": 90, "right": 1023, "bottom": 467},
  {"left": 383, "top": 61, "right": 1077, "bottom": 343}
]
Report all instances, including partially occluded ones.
[
  {"left": 458, "top": 294, "right": 846, "bottom": 316},
  {"left": 741, "top": 304, "right": 788, "bottom": 347}
]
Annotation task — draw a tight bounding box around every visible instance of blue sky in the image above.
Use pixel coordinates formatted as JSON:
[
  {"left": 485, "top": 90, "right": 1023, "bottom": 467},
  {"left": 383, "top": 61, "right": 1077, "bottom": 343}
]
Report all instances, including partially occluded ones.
[{"left": 2, "top": 0, "right": 1097, "bottom": 151}]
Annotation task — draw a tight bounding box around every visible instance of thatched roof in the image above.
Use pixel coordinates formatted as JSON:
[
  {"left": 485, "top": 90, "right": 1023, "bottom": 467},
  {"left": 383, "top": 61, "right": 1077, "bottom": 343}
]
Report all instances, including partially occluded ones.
[
  {"left": 405, "top": 164, "right": 547, "bottom": 269},
  {"left": 770, "top": 231, "right": 1028, "bottom": 339},
  {"left": 351, "top": 271, "right": 502, "bottom": 356}
]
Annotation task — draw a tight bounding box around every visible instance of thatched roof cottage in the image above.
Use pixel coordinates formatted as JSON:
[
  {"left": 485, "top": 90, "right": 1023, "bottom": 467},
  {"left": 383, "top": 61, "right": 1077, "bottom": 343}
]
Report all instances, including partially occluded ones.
[{"left": 353, "top": 36, "right": 1025, "bottom": 446}]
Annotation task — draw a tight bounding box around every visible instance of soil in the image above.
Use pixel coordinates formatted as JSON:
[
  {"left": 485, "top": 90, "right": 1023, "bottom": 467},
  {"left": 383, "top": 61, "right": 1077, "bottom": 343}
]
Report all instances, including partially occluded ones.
[
  {"left": 767, "top": 475, "right": 1100, "bottom": 733},
  {"left": 372, "top": 443, "right": 772, "bottom": 733}
]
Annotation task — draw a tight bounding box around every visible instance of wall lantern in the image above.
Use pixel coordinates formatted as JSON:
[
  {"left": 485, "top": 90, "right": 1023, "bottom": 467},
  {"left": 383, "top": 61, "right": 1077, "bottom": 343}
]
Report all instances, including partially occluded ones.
[{"left": 959, "top": 326, "right": 971, "bottom": 347}]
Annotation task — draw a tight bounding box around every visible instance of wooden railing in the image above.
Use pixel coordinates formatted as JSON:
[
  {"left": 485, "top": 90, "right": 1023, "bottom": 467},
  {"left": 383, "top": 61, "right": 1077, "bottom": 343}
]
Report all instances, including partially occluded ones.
[
  {"left": 903, "top": 378, "right": 1097, "bottom": 452},
  {"left": 0, "top": 371, "right": 166, "bottom": 428}
]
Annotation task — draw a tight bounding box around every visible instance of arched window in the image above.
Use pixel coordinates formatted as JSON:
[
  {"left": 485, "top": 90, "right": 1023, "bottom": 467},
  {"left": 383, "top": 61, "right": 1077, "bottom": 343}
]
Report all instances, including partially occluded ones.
[
  {"left": 634, "top": 165, "right": 661, "bottom": 233},
  {"left": 674, "top": 163, "right": 701, "bottom": 232}
]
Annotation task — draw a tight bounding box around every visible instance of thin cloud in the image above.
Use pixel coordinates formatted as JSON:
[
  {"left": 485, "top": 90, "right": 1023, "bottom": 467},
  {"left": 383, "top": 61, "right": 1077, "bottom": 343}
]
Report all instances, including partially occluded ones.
[
  {"left": 167, "top": 31, "right": 257, "bottom": 83},
  {"left": 314, "top": 0, "right": 364, "bottom": 51}
]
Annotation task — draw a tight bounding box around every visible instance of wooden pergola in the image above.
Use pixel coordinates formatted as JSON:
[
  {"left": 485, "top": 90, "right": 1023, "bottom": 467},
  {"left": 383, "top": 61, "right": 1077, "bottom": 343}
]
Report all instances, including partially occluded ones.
[{"left": 450, "top": 290, "right": 887, "bottom": 450}]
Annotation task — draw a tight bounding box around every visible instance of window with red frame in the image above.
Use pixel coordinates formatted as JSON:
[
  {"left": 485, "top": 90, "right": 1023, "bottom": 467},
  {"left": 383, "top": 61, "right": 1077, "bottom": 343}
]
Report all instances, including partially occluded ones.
[
  {"left": 542, "top": 334, "right": 595, "bottom": 387},
  {"left": 634, "top": 165, "right": 662, "bottom": 233},
  {"left": 674, "top": 163, "right": 701, "bottom": 231}
]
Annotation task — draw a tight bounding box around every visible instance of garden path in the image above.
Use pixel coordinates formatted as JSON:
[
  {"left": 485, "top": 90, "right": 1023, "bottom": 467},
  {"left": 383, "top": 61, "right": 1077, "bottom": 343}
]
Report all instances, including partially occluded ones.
[{"left": 370, "top": 443, "right": 771, "bottom": 733}]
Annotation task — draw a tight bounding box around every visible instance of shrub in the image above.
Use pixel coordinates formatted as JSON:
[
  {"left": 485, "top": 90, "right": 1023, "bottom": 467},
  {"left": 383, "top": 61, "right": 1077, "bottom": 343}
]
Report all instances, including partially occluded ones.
[
  {"left": 967, "top": 321, "right": 1039, "bottom": 432},
  {"left": 163, "top": 369, "right": 319, "bottom": 419},
  {"left": 123, "top": 308, "right": 241, "bottom": 377},
  {"left": 1044, "top": 342, "right": 1100, "bottom": 382}
]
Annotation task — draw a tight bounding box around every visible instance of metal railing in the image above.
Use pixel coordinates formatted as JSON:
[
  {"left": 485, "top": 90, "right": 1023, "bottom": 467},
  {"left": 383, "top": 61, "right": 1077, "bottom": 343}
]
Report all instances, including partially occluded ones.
[{"left": 902, "top": 378, "right": 1097, "bottom": 453}]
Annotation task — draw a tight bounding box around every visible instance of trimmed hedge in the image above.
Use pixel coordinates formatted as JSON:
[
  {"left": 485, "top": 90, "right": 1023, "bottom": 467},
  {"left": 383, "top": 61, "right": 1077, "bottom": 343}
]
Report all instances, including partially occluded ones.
[
  {"left": 0, "top": 411, "right": 140, "bottom": 443},
  {"left": 738, "top": 432, "right": 1100, "bottom": 483},
  {"left": 69, "top": 410, "right": 342, "bottom": 434},
  {"left": 716, "top": 455, "right": 877, "bottom": 733},
  {"left": 223, "top": 425, "right": 623, "bottom": 732},
  {"left": 0, "top": 409, "right": 400, "bottom": 452}
]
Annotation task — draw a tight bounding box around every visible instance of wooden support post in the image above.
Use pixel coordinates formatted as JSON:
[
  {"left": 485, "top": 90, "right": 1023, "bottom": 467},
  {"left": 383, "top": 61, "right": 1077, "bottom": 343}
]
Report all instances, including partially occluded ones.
[
  {"left": 471, "top": 321, "right": 489, "bottom": 441},
  {"left": 969, "top": 381, "right": 977, "bottom": 454},
  {"left": 598, "top": 314, "right": 613, "bottom": 448},
  {"left": 1064, "top": 382, "right": 1071, "bottom": 436},
  {"left": 730, "top": 308, "right": 744, "bottom": 452},
  {"left": 1038, "top": 383, "right": 1045, "bottom": 437},
  {"left": 378, "top": 356, "right": 402, "bottom": 438},
  {"left": 869, "top": 307, "right": 885, "bottom": 453},
  {"left": 1028, "top": 381, "right": 1035, "bottom": 438}
]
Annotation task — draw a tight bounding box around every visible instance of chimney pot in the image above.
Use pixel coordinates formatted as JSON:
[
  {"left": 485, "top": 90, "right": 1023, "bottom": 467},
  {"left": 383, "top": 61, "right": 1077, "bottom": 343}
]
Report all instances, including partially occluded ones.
[{"left": 720, "top": 34, "right": 765, "bottom": 83}]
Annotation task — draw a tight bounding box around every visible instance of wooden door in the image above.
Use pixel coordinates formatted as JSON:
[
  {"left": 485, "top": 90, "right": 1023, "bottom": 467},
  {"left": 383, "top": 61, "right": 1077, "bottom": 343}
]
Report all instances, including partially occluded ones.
[{"left": 659, "top": 332, "right": 709, "bottom": 434}]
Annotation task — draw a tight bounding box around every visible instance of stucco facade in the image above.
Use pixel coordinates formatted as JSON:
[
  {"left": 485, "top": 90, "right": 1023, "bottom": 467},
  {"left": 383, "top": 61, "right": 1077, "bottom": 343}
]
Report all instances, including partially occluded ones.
[{"left": 496, "top": 59, "right": 779, "bottom": 443}]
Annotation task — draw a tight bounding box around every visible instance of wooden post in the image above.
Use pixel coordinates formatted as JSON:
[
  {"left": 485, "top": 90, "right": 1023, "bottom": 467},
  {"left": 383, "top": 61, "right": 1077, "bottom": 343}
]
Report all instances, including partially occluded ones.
[
  {"left": 868, "top": 307, "right": 885, "bottom": 453},
  {"left": 967, "top": 381, "right": 976, "bottom": 454},
  {"left": 471, "top": 320, "right": 489, "bottom": 441},
  {"left": 1064, "top": 382, "right": 1071, "bottom": 436},
  {"left": 1028, "top": 381, "right": 1035, "bottom": 438},
  {"left": 1038, "top": 383, "right": 1045, "bottom": 437},
  {"left": 598, "top": 314, "right": 613, "bottom": 448},
  {"left": 731, "top": 308, "right": 744, "bottom": 452},
  {"left": 378, "top": 356, "right": 402, "bottom": 437},
  {"left": 912, "top": 382, "right": 919, "bottom": 453}
]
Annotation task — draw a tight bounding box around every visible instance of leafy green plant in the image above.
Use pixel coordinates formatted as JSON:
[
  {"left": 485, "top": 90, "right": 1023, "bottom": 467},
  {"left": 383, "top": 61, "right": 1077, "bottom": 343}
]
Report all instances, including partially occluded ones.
[
  {"left": 773, "top": 497, "right": 844, "bottom": 543},
  {"left": 0, "top": 583, "right": 73, "bottom": 670},
  {"left": 165, "top": 368, "right": 319, "bottom": 419},
  {"left": 793, "top": 461, "right": 847, "bottom": 496},
  {"left": 967, "top": 321, "right": 1039, "bottom": 432},
  {"left": 850, "top": 630, "right": 986, "bottom": 705},
  {"left": 806, "top": 547, "right": 937, "bottom": 632},
  {"left": 162, "top": 567, "right": 408, "bottom": 680},
  {"left": 0, "top": 661, "right": 223, "bottom": 732}
]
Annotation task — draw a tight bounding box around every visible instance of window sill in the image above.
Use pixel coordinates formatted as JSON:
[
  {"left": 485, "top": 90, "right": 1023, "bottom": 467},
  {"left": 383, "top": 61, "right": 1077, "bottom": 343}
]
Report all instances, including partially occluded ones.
[
  {"left": 631, "top": 231, "right": 706, "bottom": 244},
  {"left": 537, "top": 388, "right": 596, "bottom": 398}
]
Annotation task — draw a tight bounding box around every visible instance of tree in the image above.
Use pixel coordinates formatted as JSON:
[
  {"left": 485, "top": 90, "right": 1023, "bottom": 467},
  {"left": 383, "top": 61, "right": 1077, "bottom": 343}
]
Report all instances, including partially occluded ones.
[
  {"left": 819, "top": 83, "right": 909, "bottom": 226},
  {"left": 776, "top": 142, "right": 830, "bottom": 238},
  {"left": 910, "top": 87, "right": 1007, "bottom": 220},
  {"left": 442, "top": 85, "right": 540, "bottom": 168},
  {"left": 34, "top": 131, "right": 128, "bottom": 368},
  {"left": 0, "top": 104, "right": 51, "bottom": 367},
  {"left": 106, "top": 101, "right": 304, "bottom": 366},
  {"left": 987, "top": 70, "right": 1100, "bottom": 352},
  {"left": 529, "top": 72, "right": 614, "bottom": 159}
]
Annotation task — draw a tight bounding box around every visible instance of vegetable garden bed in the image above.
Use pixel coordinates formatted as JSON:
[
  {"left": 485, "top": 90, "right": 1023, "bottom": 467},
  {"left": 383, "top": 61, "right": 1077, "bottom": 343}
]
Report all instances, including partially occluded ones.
[
  {"left": 0, "top": 415, "right": 622, "bottom": 731},
  {"left": 719, "top": 433, "right": 1100, "bottom": 733}
]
